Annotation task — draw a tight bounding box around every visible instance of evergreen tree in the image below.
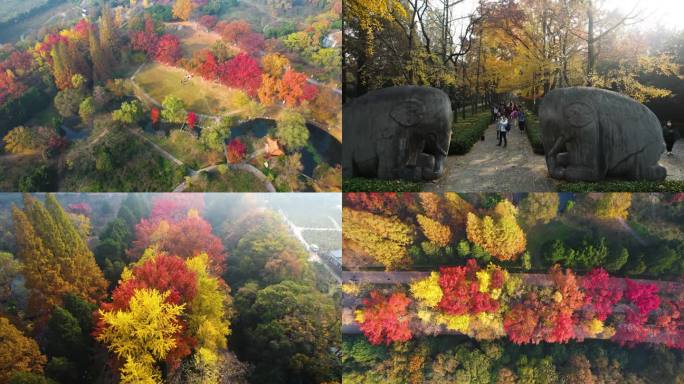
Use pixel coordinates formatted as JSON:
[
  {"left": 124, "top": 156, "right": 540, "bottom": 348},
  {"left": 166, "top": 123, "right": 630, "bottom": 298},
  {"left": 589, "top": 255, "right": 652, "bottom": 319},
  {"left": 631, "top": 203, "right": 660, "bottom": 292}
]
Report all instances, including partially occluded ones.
[
  {"left": 44, "top": 194, "right": 107, "bottom": 302},
  {"left": 89, "top": 26, "right": 110, "bottom": 84},
  {"left": 99, "top": 5, "right": 116, "bottom": 65},
  {"left": 12, "top": 206, "right": 69, "bottom": 320}
]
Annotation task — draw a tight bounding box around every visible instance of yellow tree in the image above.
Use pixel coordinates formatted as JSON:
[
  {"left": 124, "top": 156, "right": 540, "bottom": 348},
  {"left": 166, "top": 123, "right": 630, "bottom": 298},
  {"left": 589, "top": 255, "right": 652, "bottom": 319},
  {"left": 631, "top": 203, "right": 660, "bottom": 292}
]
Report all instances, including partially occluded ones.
[
  {"left": 185, "top": 254, "right": 232, "bottom": 368},
  {"left": 0, "top": 316, "right": 47, "bottom": 382},
  {"left": 518, "top": 193, "right": 559, "bottom": 228},
  {"left": 173, "top": 0, "right": 194, "bottom": 21},
  {"left": 342, "top": 208, "right": 413, "bottom": 270},
  {"left": 96, "top": 289, "right": 185, "bottom": 384},
  {"left": 262, "top": 53, "right": 290, "bottom": 77},
  {"left": 595, "top": 193, "right": 632, "bottom": 220},
  {"left": 466, "top": 200, "right": 526, "bottom": 261},
  {"left": 417, "top": 214, "right": 451, "bottom": 247}
]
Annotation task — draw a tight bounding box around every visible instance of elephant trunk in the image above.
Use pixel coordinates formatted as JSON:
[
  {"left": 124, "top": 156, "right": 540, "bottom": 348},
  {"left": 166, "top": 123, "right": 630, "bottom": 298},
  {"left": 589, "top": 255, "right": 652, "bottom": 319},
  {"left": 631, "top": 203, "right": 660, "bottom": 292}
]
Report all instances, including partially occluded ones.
[{"left": 423, "top": 153, "right": 445, "bottom": 181}]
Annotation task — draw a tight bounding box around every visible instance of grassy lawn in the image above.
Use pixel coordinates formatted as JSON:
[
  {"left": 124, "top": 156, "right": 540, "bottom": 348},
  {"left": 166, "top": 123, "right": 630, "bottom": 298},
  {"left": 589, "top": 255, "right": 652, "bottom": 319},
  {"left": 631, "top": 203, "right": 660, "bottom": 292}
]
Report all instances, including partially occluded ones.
[
  {"left": 186, "top": 167, "right": 268, "bottom": 192},
  {"left": 134, "top": 63, "right": 243, "bottom": 116},
  {"left": 165, "top": 22, "right": 228, "bottom": 56},
  {"left": 144, "top": 130, "right": 221, "bottom": 170}
]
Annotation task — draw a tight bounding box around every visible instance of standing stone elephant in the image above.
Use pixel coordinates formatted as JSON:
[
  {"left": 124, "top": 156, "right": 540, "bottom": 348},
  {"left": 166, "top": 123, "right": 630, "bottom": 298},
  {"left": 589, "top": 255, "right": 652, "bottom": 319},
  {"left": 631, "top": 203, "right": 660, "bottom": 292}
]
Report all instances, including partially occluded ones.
[
  {"left": 342, "top": 86, "right": 453, "bottom": 181},
  {"left": 540, "top": 87, "right": 667, "bottom": 182}
]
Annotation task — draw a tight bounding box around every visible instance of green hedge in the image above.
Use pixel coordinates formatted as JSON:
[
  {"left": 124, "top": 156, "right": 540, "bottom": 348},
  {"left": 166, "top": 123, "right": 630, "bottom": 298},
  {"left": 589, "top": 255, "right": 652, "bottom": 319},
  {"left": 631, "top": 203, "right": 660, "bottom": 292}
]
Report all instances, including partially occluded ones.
[
  {"left": 343, "top": 177, "right": 423, "bottom": 192},
  {"left": 558, "top": 180, "right": 684, "bottom": 192},
  {"left": 525, "top": 112, "right": 545, "bottom": 155},
  {"left": 448, "top": 112, "right": 491, "bottom": 155}
]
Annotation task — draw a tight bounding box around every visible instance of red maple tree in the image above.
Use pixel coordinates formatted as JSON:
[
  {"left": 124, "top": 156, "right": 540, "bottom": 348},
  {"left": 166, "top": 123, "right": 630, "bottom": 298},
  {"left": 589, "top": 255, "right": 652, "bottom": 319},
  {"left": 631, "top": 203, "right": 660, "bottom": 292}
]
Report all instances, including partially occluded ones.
[
  {"left": 218, "top": 53, "right": 262, "bottom": 96},
  {"left": 278, "top": 70, "right": 318, "bottom": 106},
  {"left": 582, "top": 268, "right": 623, "bottom": 321},
  {"left": 187, "top": 111, "right": 197, "bottom": 131},
  {"left": 625, "top": 279, "right": 661, "bottom": 315},
  {"left": 359, "top": 291, "right": 413, "bottom": 345},
  {"left": 155, "top": 34, "right": 182, "bottom": 65},
  {"left": 226, "top": 138, "right": 246, "bottom": 164},
  {"left": 199, "top": 51, "right": 218, "bottom": 80},
  {"left": 151, "top": 108, "right": 160, "bottom": 125}
]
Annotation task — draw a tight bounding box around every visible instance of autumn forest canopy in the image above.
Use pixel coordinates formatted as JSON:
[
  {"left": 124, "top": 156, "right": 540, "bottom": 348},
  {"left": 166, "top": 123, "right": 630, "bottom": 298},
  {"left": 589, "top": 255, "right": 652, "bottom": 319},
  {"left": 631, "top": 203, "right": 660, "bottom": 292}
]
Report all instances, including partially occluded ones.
[
  {"left": 342, "top": 192, "right": 684, "bottom": 382},
  {"left": 343, "top": 0, "right": 684, "bottom": 123},
  {"left": 0, "top": 193, "right": 342, "bottom": 384}
]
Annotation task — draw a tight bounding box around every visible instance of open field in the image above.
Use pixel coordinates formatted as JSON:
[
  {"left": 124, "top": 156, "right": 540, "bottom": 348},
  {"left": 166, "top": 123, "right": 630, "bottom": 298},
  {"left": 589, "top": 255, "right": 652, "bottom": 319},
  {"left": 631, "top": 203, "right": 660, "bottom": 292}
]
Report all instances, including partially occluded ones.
[
  {"left": 135, "top": 63, "right": 243, "bottom": 116},
  {"left": 186, "top": 168, "right": 269, "bottom": 192},
  {"left": 0, "top": 153, "right": 44, "bottom": 190},
  {"left": 166, "top": 21, "right": 227, "bottom": 56}
]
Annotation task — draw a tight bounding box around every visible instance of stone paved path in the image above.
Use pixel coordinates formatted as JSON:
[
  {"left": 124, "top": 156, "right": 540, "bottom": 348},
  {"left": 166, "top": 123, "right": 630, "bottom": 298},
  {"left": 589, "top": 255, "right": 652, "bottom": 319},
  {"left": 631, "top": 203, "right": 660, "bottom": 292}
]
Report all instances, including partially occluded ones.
[
  {"left": 425, "top": 123, "right": 557, "bottom": 192},
  {"left": 660, "top": 140, "right": 684, "bottom": 181}
]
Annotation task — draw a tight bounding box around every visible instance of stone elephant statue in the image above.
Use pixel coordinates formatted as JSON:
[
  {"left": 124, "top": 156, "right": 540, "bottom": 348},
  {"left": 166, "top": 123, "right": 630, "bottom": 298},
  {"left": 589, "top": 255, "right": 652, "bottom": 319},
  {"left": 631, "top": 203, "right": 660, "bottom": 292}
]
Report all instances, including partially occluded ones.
[
  {"left": 540, "top": 87, "right": 666, "bottom": 182},
  {"left": 342, "top": 86, "right": 453, "bottom": 181}
]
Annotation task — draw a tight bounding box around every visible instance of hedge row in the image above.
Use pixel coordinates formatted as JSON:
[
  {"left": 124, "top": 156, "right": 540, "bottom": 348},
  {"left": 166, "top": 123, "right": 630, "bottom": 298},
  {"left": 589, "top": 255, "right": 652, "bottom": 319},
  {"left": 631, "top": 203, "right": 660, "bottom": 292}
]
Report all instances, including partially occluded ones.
[
  {"left": 343, "top": 177, "right": 423, "bottom": 192},
  {"left": 525, "top": 112, "right": 545, "bottom": 155},
  {"left": 558, "top": 180, "right": 684, "bottom": 192},
  {"left": 448, "top": 112, "right": 491, "bottom": 155}
]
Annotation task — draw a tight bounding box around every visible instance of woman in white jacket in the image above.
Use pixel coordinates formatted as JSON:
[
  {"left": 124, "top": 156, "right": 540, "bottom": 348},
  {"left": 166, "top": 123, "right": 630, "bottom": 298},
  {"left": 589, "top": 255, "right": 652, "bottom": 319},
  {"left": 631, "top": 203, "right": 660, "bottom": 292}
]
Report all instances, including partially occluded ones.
[{"left": 497, "top": 115, "right": 509, "bottom": 147}]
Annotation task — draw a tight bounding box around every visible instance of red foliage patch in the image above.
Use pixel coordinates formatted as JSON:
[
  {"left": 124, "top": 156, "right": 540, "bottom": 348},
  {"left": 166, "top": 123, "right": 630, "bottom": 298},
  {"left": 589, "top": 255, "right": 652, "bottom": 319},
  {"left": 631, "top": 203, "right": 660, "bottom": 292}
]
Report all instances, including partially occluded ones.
[
  {"left": 218, "top": 53, "right": 262, "bottom": 96},
  {"left": 155, "top": 34, "right": 182, "bottom": 65},
  {"left": 582, "top": 268, "right": 623, "bottom": 321},
  {"left": 359, "top": 291, "right": 413, "bottom": 345}
]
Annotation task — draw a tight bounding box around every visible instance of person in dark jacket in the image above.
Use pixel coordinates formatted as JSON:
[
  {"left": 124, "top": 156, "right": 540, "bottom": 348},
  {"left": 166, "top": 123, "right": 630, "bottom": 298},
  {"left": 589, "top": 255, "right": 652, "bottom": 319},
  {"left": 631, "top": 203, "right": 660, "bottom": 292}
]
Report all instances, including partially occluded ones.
[{"left": 663, "top": 120, "right": 679, "bottom": 156}]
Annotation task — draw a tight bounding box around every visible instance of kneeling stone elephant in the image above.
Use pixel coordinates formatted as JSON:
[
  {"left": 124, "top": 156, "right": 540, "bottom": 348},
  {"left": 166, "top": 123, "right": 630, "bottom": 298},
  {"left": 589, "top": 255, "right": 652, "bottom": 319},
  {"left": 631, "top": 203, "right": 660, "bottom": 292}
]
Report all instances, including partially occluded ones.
[
  {"left": 540, "top": 87, "right": 667, "bottom": 182},
  {"left": 343, "top": 86, "right": 453, "bottom": 181}
]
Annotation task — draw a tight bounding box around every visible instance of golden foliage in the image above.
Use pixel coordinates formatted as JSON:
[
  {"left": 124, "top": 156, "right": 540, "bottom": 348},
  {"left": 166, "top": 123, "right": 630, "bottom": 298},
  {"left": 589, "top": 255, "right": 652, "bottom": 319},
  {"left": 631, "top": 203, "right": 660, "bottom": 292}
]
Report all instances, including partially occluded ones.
[
  {"left": 466, "top": 200, "right": 526, "bottom": 261},
  {"left": 416, "top": 214, "right": 452, "bottom": 247},
  {"left": 343, "top": 208, "right": 413, "bottom": 270},
  {"left": 410, "top": 272, "right": 443, "bottom": 308}
]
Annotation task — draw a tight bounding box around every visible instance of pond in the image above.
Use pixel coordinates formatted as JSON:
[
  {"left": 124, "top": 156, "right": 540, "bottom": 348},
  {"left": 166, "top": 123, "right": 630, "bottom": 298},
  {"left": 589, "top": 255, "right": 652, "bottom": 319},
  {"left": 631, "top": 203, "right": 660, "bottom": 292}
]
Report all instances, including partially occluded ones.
[
  {"left": 61, "top": 124, "right": 89, "bottom": 141},
  {"left": 228, "top": 118, "right": 341, "bottom": 177}
]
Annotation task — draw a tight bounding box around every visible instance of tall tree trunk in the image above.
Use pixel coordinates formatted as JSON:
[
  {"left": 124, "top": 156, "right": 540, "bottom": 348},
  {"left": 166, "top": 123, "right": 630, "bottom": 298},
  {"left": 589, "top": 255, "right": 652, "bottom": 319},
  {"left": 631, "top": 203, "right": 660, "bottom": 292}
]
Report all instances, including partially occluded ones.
[{"left": 587, "top": 0, "right": 595, "bottom": 85}]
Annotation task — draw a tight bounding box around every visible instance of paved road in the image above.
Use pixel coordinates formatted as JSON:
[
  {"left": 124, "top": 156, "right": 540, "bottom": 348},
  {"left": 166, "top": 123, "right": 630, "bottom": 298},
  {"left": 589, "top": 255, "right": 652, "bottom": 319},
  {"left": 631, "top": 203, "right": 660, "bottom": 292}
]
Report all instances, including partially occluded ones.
[
  {"left": 426, "top": 122, "right": 557, "bottom": 192},
  {"left": 659, "top": 140, "right": 684, "bottom": 181}
]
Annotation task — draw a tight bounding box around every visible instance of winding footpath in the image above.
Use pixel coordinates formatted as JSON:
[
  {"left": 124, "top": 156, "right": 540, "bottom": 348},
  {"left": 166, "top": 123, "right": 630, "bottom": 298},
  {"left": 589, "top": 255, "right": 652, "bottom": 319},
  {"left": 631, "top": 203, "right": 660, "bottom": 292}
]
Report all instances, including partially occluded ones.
[{"left": 426, "top": 123, "right": 556, "bottom": 192}]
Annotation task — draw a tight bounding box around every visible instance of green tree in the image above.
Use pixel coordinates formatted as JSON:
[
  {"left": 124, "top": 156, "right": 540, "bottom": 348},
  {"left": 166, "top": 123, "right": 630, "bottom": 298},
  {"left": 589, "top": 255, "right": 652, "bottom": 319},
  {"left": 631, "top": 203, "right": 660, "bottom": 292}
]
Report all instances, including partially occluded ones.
[
  {"left": 275, "top": 109, "right": 309, "bottom": 149},
  {"left": 0, "top": 252, "right": 20, "bottom": 305},
  {"left": 200, "top": 116, "right": 234, "bottom": 151},
  {"left": 54, "top": 88, "right": 84, "bottom": 118},
  {"left": 237, "top": 280, "right": 340, "bottom": 383},
  {"left": 79, "top": 97, "right": 95, "bottom": 123},
  {"left": 161, "top": 96, "right": 186, "bottom": 124},
  {"left": 112, "top": 101, "right": 144, "bottom": 125}
]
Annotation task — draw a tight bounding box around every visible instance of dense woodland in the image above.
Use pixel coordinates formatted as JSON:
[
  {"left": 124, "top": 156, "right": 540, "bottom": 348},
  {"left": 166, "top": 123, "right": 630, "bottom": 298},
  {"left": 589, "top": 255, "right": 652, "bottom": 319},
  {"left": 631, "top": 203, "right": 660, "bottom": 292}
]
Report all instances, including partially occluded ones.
[
  {"left": 344, "top": 0, "right": 684, "bottom": 121},
  {"left": 0, "top": 0, "right": 342, "bottom": 192},
  {"left": 0, "top": 193, "right": 341, "bottom": 384},
  {"left": 342, "top": 192, "right": 684, "bottom": 382}
]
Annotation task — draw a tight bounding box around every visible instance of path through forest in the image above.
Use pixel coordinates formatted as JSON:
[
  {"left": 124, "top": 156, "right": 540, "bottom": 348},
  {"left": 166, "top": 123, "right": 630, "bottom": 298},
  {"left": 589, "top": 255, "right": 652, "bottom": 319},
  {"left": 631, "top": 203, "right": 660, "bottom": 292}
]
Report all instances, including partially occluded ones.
[{"left": 425, "top": 123, "right": 557, "bottom": 192}]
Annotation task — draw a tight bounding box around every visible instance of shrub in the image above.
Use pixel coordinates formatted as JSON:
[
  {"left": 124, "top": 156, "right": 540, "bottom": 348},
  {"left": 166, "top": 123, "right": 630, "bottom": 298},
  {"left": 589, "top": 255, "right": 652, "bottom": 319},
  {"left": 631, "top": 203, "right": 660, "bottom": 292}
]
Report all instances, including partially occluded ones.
[
  {"left": 449, "top": 112, "right": 490, "bottom": 155},
  {"left": 525, "top": 112, "right": 544, "bottom": 155}
]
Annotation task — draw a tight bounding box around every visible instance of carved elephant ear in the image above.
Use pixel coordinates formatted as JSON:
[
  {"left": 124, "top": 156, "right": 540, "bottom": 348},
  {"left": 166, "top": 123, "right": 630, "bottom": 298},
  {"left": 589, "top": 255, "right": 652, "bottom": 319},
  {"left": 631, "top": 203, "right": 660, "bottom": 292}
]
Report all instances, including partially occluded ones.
[
  {"left": 390, "top": 99, "right": 426, "bottom": 127},
  {"left": 563, "top": 102, "right": 595, "bottom": 128}
]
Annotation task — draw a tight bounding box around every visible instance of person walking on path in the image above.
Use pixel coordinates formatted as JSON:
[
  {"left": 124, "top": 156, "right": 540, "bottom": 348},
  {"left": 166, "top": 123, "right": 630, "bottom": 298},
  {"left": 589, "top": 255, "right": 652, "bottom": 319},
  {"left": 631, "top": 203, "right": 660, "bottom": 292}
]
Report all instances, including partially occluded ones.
[
  {"left": 497, "top": 115, "right": 509, "bottom": 147},
  {"left": 518, "top": 109, "right": 526, "bottom": 134},
  {"left": 663, "top": 120, "right": 679, "bottom": 155},
  {"left": 509, "top": 108, "right": 518, "bottom": 132}
]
